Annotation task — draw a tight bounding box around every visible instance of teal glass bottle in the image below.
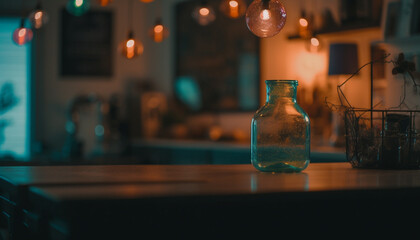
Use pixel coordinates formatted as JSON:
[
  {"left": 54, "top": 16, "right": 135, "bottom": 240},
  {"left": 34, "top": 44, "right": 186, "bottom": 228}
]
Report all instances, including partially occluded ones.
[{"left": 251, "top": 80, "right": 310, "bottom": 172}]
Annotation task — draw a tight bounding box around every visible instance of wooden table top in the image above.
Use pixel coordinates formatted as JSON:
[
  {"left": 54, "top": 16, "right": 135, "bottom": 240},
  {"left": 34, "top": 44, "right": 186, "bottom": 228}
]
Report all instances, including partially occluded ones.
[
  {"left": 2, "top": 163, "right": 420, "bottom": 239},
  {"left": 0, "top": 162, "right": 420, "bottom": 201}
]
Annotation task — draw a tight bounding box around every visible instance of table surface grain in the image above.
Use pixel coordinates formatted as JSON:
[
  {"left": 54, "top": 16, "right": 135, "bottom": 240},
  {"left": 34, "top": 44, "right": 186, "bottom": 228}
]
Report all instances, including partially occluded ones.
[{"left": 0, "top": 163, "right": 420, "bottom": 201}]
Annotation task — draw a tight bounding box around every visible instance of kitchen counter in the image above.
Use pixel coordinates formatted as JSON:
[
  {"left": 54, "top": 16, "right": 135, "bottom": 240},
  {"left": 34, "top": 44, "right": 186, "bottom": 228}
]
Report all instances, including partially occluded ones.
[
  {"left": 0, "top": 162, "right": 419, "bottom": 238},
  {"left": 131, "top": 138, "right": 346, "bottom": 164}
]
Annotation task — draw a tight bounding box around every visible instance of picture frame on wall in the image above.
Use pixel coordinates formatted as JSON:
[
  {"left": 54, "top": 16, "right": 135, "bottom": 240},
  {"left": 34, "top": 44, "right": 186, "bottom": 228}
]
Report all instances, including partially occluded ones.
[
  {"left": 340, "top": 0, "right": 383, "bottom": 27},
  {"left": 175, "top": 0, "right": 260, "bottom": 113},
  {"left": 382, "top": 0, "right": 400, "bottom": 39},
  {"left": 395, "top": 0, "right": 414, "bottom": 38},
  {"left": 410, "top": 0, "right": 420, "bottom": 35},
  {"left": 60, "top": 9, "right": 113, "bottom": 77}
]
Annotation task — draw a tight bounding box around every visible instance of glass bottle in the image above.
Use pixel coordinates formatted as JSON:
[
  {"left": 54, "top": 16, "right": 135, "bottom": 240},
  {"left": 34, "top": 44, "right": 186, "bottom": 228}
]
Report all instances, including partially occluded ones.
[{"left": 251, "top": 80, "right": 310, "bottom": 172}]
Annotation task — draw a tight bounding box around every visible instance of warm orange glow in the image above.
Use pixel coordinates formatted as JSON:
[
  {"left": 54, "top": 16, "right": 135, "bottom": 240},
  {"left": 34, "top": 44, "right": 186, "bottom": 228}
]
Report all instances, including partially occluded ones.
[
  {"left": 311, "top": 37, "right": 319, "bottom": 47},
  {"left": 299, "top": 18, "right": 308, "bottom": 27},
  {"left": 121, "top": 37, "right": 143, "bottom": 59},
  {"left": 33, "top": 11, "right": 43, "bottom": 29},
  {"left": 209, "top": 126, "right": 223, "bottom": 141},
  {"left": 228, "top": 0, "right": 239, "bottom": 18},
  {"left": 139, "top": 0, "right": 154, "bottom": 2},
  {"left": 153, "top": 31, "right": 163, "bottom": 43},
  {"left": 34, "top": 11, "right": 42, "bottom": 20},
  {"left": 126, "top": 48, "right": 134, "bottom": 59},
  {"left": 126, "top": 39, "right": 135, "bottom": 59},
  {"left": 154, "top": 24, "right": 163, "bottom": 33},
  {"left": 18, "top": 28, "right": 26, "bottom": 38},
  {"left": 199, "top": 7, "right": 210, "bottom": 16},
  {"left": 126, "top": 39, "right": 135, "bottom": 48},
  {"left": 220, "top": 0, "right": 245, "bottom": 19},
  {"left": 260, "top": 9, "right": 271, "bottom": 20},
  {"left": 13, "top": 27, "right": 33, "bottom": 45},
  {"left": 17, "top": 36, "right": 25, "bottom": 45},
  {"left": 149, "top": 23, "right": 168, "bottom": 43},
  {"left": 98, "top": 0, "right": 112, "bottom": 6},
  {"left": 229, "top": 0, "right": 238, "bottom": 7},
  {"left": 295, "top": 51, "right": 326, "bottom": 86}
]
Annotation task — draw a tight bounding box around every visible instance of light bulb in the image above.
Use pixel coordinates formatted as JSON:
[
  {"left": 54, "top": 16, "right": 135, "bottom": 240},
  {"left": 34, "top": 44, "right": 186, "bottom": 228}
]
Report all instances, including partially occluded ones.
[
  {"left": 298, "top": 17, "right": 311, "bottom": 38},
  {"left": 97, "top": 0, "right": 112, "bottom": 6},
  {"left": 148, "top": 19, "right": 169, "bottom": 43},
  {"left": 199, "top": 7, "right": 210, "bottom": 16},
  {"left": 119, "top": 31, "right": 143, "bottom": 59},
  {"left": 67, "top": 0, "right": 90, "bottom": 16},
  {"left": 192, "top": 3, "right": 216, "bottom": 26},
  {"left": 28, "top": 4, "right": 49, "bottom": 29},
  {"left": 12, "top": 19, "right": 33, "bottom": 45},
  {"left": 305, "top": 37, "right": 321, "bottom": 52},
  {"left": 245, "top": 0, "right": 287, "bottom": 38},
  {"left": 260, "top": 9, "right": 271, "bottom": 20},
  {"left": 220, "top": 0, "right": 247, "bottom": 19},
  {"left": 311, "top": 37, "right": 319, "bottom": 46},
  {"left": 299, "top": 18, "right": 308, "bottom": 27}
]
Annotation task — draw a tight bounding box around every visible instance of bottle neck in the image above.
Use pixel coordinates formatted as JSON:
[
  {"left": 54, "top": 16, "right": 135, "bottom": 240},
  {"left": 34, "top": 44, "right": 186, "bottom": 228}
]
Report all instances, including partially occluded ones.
[{"left": 266, "top": 80, "right": 297, "bottom": 103}]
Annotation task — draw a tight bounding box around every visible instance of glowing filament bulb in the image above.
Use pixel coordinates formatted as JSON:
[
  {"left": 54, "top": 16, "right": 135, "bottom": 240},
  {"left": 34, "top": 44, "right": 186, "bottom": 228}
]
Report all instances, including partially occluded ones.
[
  {"left": 75, "top": 0, "right": 84, "bottom": 7},
  {"left": 120, "top": 31, "right": 143, "bottom": 59},
  {"left": 154, "top": 24, "right": 163, "bottom": 33},
  {"left": 126, "top": 39, "right": 135, "bottom": 48},
  {"left": 33, "top": 11, "right": 43, "bottom": 28},
  {"left": 310, "top": 37, "right": 319, "bottom": 47},
  {"left": 299, "top": 18, "right": 308, "bottom": 27},
  {"left": 228, "top": 0, "right": 239, "bottom": 18},
  {"left": 153, "top": 25, "right": 163, "bottom": 42},
  {"left": 306, "top": 37, "right": 320, "bottom": 52},
  {"left": 245, "top": 0, "right": 287, "bottom": 38},
  {"left": 29, "top": 5, "right": 49, "bottom": 29},
  {"left": 34, "top": 11, "right": 42, "bottom": 20},
  {"left": 199, "top": 7, "right": 210, "bottom": 16},
  {"left": 149, "top": 19, "right": 169, "bottom": 43},
  {"left": 67, "top": 0, "right": 90, "bottom": 16},
  {"left": 125, "top": 39, "right": 135, "bottom": 59},
  {"left": 260, "top": 9, "right": 271, "bottom": 20},
  {"left": 220, "top": 0, "right": 246, "bottom": 19},
  {"left": 18, "top": 28, "right": 26, "bottom": 37},
  {"left": 12, "top": 20, "right": 33, "bottom": 45},
  {"left": 193, "top": 3, "right": 216, "bottom": 26},
  {"left": 229, "top": 0, "right": 238, "bottom": 7}
]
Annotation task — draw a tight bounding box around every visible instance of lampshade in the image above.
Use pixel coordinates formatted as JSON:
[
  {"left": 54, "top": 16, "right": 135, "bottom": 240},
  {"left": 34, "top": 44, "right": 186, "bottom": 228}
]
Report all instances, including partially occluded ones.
[{"left": 328, "top": 43, "right": 359, "bottom": 75}]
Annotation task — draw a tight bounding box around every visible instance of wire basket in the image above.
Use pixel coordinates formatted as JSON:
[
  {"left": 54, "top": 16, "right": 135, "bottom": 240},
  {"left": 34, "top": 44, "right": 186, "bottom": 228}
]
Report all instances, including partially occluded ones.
[
  {"left": 345, "top": 109, "right": 420, "bottom": 169},
  {"left": 328, "top": 53, "right": 420, "bottom": 169}
]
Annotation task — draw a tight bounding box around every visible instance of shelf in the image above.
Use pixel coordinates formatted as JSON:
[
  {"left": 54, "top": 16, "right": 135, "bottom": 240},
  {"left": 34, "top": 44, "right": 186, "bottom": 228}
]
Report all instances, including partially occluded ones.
[
  {"left": 287, "top": 24, "right": 381, "bottom": 40},
  {"left": 373, "top": 35, "right": 420, "bottom": 52}
]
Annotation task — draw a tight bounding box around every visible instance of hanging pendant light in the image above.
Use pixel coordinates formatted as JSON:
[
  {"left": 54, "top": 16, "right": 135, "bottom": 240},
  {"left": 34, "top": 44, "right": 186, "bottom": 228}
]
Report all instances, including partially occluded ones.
[
  {"left": 119, "top": 0, "right": 143, "bottom": 59},
  {"left": 97, "top": 0, "right": 112, "bottom": 7},
  {"left": 305, "top": 36, "right": 321, "bottom": 52},
  {"left": 120, "top": 31, "right": 144, "bottom": 59},
  {"left": 149, "top": 18, "right": 169, "bottom": 43},
  {"left": 245, "top": 0, "right": 287, "bottom": 38},
  {"left": 67, "top": 0, "right": 90, "bottom": 16},
  {"left": 192, "top": 0, "right": 216, "bottom": 26},
  {"left": 298, "top": 10, "right": 311, "bottom": 39},
  {"left": 28, "top": 3, "right": 49, "bottom": 29},
  {"left": 12, "top": 18, "right": 33, "bottom": 45},
  {"left": 220, "top": 0, "right": 247, "bottom": 19}
]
